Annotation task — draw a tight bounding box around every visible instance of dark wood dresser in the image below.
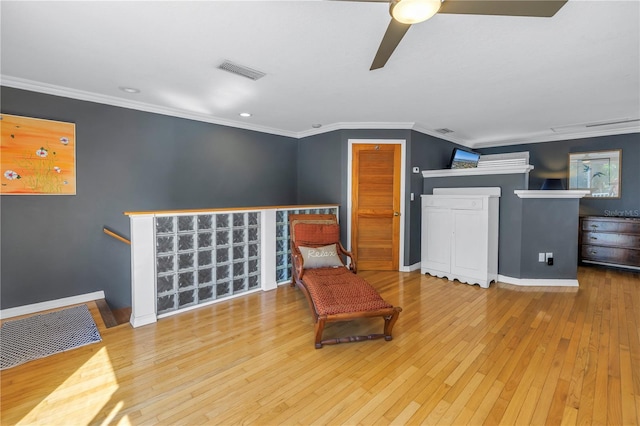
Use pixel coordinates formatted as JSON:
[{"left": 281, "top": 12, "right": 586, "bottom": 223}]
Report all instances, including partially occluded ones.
[{"left": 579, "top": 216, "right": 640, "bottom": 269}]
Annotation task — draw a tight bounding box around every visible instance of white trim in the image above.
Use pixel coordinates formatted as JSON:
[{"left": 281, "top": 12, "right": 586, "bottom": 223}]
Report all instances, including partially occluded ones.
[
  {"left": 421, "top": 165, "right": 533, "bottom": 178},
  {"left": 468, "top": 128, "right": 640, "bottom": 149},
  {"left": 1, "top": 75, "right": 297, "bottom": 139},
  {"left": 400, "top": 262, "right": 421, "bottom": 272},
  {"left": 130, "top": 313, "right": 157, "bottom": 328},
  {"left": 129, "top": 214, "right": 157, "bottom": 328},
  {"left": 298, "top": 121, "right": 415, "bottom": 138},
  {"left": 3, "top": 75, "right": 638, "bottom": 147},
  {"left": 156, "top": 288, "right": 263, "bottom": 319},
  {"left": 423, "top": 270, "right": 496, "bottom": 289},
  {"left": 498, "top": 275, "right": 579, "bottom": 287},
  {"left": 514, "top": 190, "right": 590, "bottom": 199},
  {"left": 261, "top": 209, "right": 278, "bottom": 291},
  {"left": 347, "top": 139, "right": 406, "bottom": 271},
  {"left": 432, "top": 187, "right": 502, "bottom": 197},
  {"left": 0, "top": 291, "right": 105, "bottom": 320}
]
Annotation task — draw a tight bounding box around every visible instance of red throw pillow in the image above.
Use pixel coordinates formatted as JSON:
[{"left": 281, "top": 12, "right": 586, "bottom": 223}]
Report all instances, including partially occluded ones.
[{"left": 294, "top": 223, "right": 341, "bottom": 247}]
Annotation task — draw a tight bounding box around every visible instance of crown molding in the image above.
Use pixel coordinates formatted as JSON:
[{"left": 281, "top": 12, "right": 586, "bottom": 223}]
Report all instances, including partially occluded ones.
[
  {"left": 2, "top": 75, "right": 637, "bottom": 146},
  {"left": 467, "top": 126, "right": 640, "bottom": 149},
  {"left": 0, "top": 75, "right": 298, "bottom": 139},
  {"left": 294, "top": 121, "right": 414, "bottom": 138}
]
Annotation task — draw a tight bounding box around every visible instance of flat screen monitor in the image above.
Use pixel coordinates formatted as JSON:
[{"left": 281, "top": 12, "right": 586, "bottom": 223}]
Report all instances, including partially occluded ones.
[{"left": 449, "top": 148, "right": 481, "bottom": 169}]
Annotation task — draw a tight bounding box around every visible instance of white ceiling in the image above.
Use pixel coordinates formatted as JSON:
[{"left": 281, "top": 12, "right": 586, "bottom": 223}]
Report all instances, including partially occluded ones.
[{"left": 1, "top": 0, "right": 639, "bottom": 148}]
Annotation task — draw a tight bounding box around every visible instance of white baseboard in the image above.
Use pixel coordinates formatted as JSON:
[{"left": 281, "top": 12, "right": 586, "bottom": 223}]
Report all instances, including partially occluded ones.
[
  {"left": 400, "top": 262, "right": 421, "bottom": 272},
  {"left": 0, "top": 291, "right": 106, "bottom": 320},
  {"left": 130, "top": 313, "right": 157, "bottom": 328},
  {"left": 498, "top": 275, "right": 579, "bottom": 287}
]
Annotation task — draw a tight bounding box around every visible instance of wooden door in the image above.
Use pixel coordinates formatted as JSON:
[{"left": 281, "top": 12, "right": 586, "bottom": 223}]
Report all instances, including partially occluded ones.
[{"left": 351, "top": 143, "right": 401, "bottom": 270}]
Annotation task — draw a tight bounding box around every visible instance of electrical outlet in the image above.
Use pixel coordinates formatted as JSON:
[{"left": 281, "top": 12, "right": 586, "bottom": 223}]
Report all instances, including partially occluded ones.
[
  {"left": 410, "top": 192, "right": 415, "bottom": 201},
  {"left": 546, "top": 252, "right": 553, "bottom": 266},
  {"left": 539, "top": 253, "right": 545, "bottom": 262}
]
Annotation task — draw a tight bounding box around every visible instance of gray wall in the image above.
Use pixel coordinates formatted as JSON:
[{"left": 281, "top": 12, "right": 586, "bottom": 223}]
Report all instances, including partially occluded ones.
[
  {"left": 296, "top": 130, "right": 404, "bottom": 254},
  {"left": 1, "top": 87, "right": 297, "bottom": 310},
  {"left": 3, "top": 85, "right": 637, "bottom": 311},
  {"left": 295, "top": 128, "right": 455, "bottom": 267},
  {"left": 520, "top": 199, "right": 580, "bottom": 279},
  {"left": 478, "top": 133, "right": 640, "bottom": 217},
  {"left": 296, "top": 131, "right": 343, "bottom": 206}
]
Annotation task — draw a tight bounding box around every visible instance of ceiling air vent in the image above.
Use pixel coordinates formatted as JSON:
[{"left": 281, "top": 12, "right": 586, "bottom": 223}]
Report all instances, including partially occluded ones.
[
  {"left": 217, "top": 60, "right": 266, "bottom": 81},
  {"left": 435, "top": 128, "right": 454, "bottom": 134}
]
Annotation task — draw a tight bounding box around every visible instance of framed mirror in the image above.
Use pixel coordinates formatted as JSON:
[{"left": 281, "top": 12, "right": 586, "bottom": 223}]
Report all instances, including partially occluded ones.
[{"left": 568, "top": 150, "right": 621, "bottom": 198}]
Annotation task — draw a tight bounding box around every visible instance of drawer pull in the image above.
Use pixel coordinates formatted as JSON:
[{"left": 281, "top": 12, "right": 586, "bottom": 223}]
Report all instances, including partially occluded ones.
[
  {"left": 589, "top": 236, "right": 598, "bottom": 240},
  {"left": 590, "top": 250, "right": 598, "bottom": 254},
  {"left": 591, "top": 224, "right": 599, "bottom": 228}
]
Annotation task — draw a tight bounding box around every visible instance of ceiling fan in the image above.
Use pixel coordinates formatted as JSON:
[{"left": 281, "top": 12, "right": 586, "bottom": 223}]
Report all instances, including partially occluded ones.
[{"left": 339, "top": 0, "right": 568, "bottom": 70}]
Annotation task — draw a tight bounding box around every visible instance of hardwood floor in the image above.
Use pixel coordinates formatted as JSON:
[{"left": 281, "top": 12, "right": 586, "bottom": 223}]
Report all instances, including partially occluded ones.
[{"left": 2, "top": 267, "right": 639, "bottom": 425}]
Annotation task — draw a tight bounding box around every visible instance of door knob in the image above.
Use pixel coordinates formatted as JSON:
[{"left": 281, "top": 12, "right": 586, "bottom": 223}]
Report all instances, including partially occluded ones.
[{"left": 394, "top": 212, "right": 400, "bottom": 217}]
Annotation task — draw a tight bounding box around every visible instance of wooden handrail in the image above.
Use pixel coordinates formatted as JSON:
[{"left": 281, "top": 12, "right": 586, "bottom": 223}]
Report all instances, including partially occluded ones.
[
  {"left": 103, "top": 227, "right": 131, "bottom": 245},
  {"left": 123, "top": 204, "right": 340, "bottom": 216}
]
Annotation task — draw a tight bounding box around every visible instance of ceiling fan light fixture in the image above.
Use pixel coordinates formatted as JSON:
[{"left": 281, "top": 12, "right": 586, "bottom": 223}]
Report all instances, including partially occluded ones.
[{"left": 390, "top": 0, "right": 441, "bottom": 24}]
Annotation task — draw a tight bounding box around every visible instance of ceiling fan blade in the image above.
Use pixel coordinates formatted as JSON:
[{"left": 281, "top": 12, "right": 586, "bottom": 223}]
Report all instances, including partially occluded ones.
[
  {"left": 371, "top": 19, "right": 412, "bottom": 70},
  {"left": 438, "top": 0, "right": 567, "bottom": 17}
]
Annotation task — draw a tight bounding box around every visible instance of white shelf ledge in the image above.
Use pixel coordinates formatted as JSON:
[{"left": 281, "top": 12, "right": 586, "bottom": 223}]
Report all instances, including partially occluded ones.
[
  {"left": 514, "top": 190, "right": 590, "bottom": 199},
  {"left": 422, "top": 164, "right": 533, "bottom": 178}
]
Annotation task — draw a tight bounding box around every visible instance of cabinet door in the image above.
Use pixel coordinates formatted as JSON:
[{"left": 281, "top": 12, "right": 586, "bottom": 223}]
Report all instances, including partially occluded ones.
[
  {"left": 423, "top": 208, "right": 452, "bottom": 273},
  {"left": 451, "top": 210, "right": 486, "bottom": 278}
]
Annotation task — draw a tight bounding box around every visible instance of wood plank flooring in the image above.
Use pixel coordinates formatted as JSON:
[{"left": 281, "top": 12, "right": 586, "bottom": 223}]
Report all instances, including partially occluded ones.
[{"left": 1, "top": 266, "right": 638, "bottom": 425}]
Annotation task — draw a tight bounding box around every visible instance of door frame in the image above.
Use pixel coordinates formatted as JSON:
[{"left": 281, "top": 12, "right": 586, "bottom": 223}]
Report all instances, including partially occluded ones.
[{"left": 347, "top": 139, "right": 406, "bottom": 271}]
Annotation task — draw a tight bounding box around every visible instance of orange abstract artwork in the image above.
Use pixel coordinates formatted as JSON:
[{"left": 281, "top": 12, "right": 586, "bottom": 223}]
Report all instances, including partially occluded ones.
[{"left": 1, "top": 114, "right": 76, "bottom": 195}]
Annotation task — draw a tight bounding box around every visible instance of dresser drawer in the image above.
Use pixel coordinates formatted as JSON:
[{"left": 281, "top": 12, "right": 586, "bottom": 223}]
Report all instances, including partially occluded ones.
[
  {"left": 582, "top": 231, "right": 640, "bottom": 249},
  {"left": 581, "top": 244, "right": 640, "bottom": 267},
  {"left": 582, "top": 218, "right": 640, "bottom": 234}
]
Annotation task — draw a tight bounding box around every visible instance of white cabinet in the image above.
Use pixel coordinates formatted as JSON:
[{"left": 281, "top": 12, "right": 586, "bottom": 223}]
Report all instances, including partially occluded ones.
[{"left": 421, "top": 188, "right": 500, "bottom": 288}]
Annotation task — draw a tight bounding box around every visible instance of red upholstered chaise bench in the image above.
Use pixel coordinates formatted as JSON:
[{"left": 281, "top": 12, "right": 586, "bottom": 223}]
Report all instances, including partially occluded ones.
[{"left": 289, "top": 214, "right": 402, "bottom": 349}]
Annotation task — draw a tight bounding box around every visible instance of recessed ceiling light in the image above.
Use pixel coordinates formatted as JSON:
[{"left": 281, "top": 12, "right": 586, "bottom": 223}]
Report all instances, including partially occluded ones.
[
  {"left": 119, "top": 86, "right": 140, "bottom": 94},
  {"left": 312, "top": 124, "right": 322, "bottom": 128},
  {"left": 239, "top": 112, "right": 252, "bottom": 118}
]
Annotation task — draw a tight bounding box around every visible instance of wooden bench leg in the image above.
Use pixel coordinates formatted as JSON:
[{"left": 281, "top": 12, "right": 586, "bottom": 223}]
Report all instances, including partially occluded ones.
[
  {"left": 383, "top": 308, "right": 402, "bottom": 341},
  {"left": 314, "top": 317, "right": 327, "bottom": 349}
]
